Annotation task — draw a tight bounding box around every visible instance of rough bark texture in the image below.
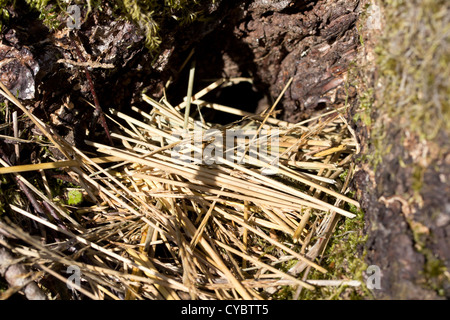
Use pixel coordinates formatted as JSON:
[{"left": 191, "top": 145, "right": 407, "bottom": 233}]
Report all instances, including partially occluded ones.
[
  {"left": 180, "top": 0, "right": 360, "bottom": 123},
  {"left": 351, "top": 0, "right": 449, "bottom": 299}
]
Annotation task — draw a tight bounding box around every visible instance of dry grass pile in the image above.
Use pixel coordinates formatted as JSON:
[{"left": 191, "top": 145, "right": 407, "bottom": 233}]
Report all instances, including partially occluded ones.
[{"left": 0, "top": 75, "right": 359, "bottom": 300}]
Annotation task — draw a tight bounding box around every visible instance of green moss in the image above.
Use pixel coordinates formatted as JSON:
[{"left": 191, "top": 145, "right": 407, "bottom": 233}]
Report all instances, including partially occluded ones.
[
  {"left": 424, "top": 257, "right": 446, "bottom": 279},
  {"left": 273, "top": 285, "right": 294, "bottom": 300},
  {"left": 300, "top": 206, "right": 371, "bottom": 300},
  {"left": 35, "top": 1, "right": 62, "bottom": 29},
  {"left": 372, "top": 0, "right": 449, "bottom": 141},
  {"left": 352, "top": 80, "right": 383, "bottom": 170},
  {"left": 115, "top": 0, "right": 213, "bottom": 50},
  {"left": 354, "top": 0, "right": 449, "bottom": 180},
  {"left": 357, "top": 88, "right": 374, "bottom": 127},
  {"left": 412, "top": 165, "right": 425, "bottom": 193},
  {"left": 66, "top": 189, "right": 83, "bottom": 206},
  {"left": 0, "top": 276, "right": 8, "bottom": 293},
  {"left": 0, "top": 5, "right": 10, "bottom": 32},
  {"left": 420, "top": 249, "right": 449, "bottom": 297}
]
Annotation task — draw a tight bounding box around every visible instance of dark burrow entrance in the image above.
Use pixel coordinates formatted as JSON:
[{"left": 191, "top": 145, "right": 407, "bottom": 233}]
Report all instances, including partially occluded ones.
[
  {"left": 161, "top": 0, "right": 360, "bottom": 127},
  {"left": 165, "top": 53, "right": 268, "bottom": 126},
  {"left": 162, "top": 7, "right": 272, "bottom": 126}
]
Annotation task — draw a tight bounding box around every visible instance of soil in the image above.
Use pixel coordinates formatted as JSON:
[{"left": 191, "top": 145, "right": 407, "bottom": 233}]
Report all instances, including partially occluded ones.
[{"left": 0, "top": 0, "right": 448, "bottom": 299}]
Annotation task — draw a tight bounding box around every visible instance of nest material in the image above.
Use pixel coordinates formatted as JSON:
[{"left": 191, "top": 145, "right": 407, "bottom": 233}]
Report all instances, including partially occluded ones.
[{"left": 0, "top": 77, "right": 359, "bottom": 300}]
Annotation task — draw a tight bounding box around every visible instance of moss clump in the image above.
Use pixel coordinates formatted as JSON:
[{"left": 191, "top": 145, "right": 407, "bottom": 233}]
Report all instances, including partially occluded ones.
[
  {"left": 0, "top": 4, "right": 10, "bottom": 32},
  {"left": 300, "top": 205, "right": 371, "bottom": 300},
  {"left": 116, "top": 0, "right": 213, "bottom": 51},
  {"left": 354, "top": 0, "right": 449, "bottom": 175},
  {"left": 423, "top": 255, "right": 448, "bottom": 297},
  {"left": 373, "top": 0, "right": 449, "bottom": 142},
  {"left": 66, "top": 189, "right": 83, "bottom": 206}
]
